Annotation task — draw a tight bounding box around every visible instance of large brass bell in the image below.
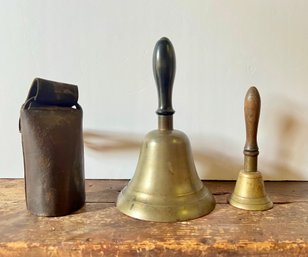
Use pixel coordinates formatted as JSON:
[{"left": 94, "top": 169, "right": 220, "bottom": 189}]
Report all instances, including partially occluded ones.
[
  {"left": 116, "top": 37, "right": 215, "bottom": 222},
  {"left": 228, "top": 87, "right": 273, "bottom": 211}
]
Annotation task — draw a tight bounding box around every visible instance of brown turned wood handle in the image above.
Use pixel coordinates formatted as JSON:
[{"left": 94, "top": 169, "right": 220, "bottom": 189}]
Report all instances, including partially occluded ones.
[{"left": 244, "top": 86, "right": 261, "bottom": 156}]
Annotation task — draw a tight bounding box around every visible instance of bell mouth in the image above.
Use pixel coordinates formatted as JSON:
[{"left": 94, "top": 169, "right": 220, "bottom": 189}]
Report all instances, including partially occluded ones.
[
  {"left": 116, "top": 184, "right": 215, "bottom": 222},
  {"left": 228, "top": 194, "right": 273, "bottom": 211}
]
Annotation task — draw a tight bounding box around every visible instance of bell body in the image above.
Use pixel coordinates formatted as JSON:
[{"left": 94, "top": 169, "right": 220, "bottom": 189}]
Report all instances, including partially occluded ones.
[
  {"left": 229, "top": 170, "right": 273, "bottom": 211},
  {"left": 20, "top": 78, "right": 85, "bottom": 217},
  {"left": 21, "top": 107, "right": 85, "bottom": 216},
  {"left": 117, "top": 129, "right": 215, "bottom": 222}
]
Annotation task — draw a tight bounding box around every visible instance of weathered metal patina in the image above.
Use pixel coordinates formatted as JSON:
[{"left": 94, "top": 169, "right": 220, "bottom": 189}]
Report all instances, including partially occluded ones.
[{"left": 20, "top": 78, "right": 85, "bottom": 216}]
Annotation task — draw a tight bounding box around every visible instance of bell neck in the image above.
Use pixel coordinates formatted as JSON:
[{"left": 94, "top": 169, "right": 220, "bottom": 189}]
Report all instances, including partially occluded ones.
[
  {"left": 158, "top": 115, "right": 173, "bottom": 130},
  {"left": 244, "top": 155, "right": 258, "bottom": 172}
]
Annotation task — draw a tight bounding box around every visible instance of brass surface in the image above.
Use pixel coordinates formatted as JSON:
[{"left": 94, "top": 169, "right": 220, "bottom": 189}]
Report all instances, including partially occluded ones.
[
  {"left": 244, "top": 156, "right": 258, "bottom": 172},
  {"left": 158, "top": 115, "right": 173, "bottom": 130},
  {"left": 116, "top": 37, "right": 215, "bottom": 222},
  {"left": 117, "top": 128, "right": 215, "bottom": 222},
  {"left": 229, "top": 87, "right": 273, "bottom": 211},
  {"left": 229, "top": 170, "right": 273, "bottom": 211}
]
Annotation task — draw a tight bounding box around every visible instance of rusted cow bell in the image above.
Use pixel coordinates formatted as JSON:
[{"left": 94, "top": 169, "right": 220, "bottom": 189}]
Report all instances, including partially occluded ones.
[{"left": 19, "top": 78, "right": 85, "bottom": 216}]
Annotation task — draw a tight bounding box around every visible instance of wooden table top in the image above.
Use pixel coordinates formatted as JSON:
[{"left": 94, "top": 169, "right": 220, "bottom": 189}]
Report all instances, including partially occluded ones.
[{"left": 0, "top": 179, "right": 307, "bottom": 257}]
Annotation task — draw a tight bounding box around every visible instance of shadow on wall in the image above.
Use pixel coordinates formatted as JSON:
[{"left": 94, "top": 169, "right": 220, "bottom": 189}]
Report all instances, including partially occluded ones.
[
  {"left": 265, "top": 100, "right": 308, "bottom": 180},
  {"left": 193, "top": 150, "right": 241, "bottom": 180},
  {"left": 84, "top": 95, "right": 308, "bottom": 181},
  {"left": 84, "top": 130, "right": 141, "bottom": 153},
  {"left": 83, "top": 130, "right": 241, "bottom": 180}
]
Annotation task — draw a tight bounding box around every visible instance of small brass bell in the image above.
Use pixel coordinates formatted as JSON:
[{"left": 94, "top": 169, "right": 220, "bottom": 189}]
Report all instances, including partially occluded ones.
[
  {"left": 116, "top": 37, "right": 215, "bottom": 222},
  {"left": 228, "top": 87, "right": 273, "bottom": 211}
]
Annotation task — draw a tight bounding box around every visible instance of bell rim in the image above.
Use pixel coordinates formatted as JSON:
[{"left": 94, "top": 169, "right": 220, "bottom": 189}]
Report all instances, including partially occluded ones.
[
  {"left": 228, "top": 194, "right": 273, "bottom": 211},
  {"left": 116, "top": 186, "right": 216, "bottom": 222}
]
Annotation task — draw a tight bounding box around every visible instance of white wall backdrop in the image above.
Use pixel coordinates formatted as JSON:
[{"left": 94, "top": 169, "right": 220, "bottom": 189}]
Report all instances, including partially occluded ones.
[{"left": 0, "top": 0, "right": 307, "bottom": 180}]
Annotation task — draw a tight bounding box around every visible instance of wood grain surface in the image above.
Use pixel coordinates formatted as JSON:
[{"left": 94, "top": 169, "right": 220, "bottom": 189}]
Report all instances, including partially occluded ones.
[{"left": 0, "top": 179, "right": 307, "bottom": 257}]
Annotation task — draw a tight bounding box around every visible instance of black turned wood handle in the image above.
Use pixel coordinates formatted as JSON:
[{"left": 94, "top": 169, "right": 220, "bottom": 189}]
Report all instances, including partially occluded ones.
[
  {"left": 153, "top": 37, "right": 176, "bottom": 115},
  {"left": 244, "top": 86, "right": 261, "bottom": 156}
]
